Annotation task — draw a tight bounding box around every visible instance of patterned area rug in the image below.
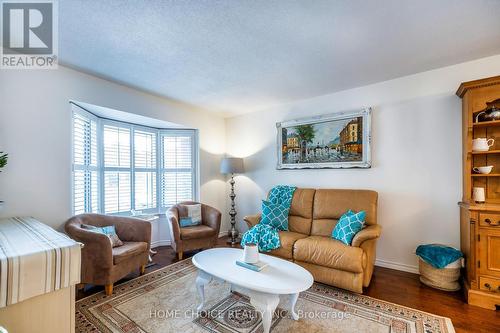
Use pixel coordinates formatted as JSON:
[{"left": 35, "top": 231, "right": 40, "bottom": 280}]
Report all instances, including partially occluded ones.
[{"left": 76, "top": 260, "right": 455, "bottom": 333}]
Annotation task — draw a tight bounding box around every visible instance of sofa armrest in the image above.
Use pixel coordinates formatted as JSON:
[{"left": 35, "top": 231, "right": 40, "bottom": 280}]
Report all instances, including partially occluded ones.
[
  {"left": 65, "top": 224, "right": 113, "bottom": 269},
  {"left": 352, "top": 224, "right": 382, "bottom": 247},
  {"left": 243, "top": 214, "right": 261, "bottom": 229}
]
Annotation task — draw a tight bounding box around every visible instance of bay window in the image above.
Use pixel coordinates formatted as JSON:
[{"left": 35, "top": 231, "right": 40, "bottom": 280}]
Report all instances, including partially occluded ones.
[{"left": 72, "top": 106, "right": 198, "bottom": 215}]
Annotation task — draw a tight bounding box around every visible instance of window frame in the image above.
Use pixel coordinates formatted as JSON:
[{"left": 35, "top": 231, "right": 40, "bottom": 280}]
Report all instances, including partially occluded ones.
[{"left": 71, "top": 105, "right": 199, "bottom": 216}]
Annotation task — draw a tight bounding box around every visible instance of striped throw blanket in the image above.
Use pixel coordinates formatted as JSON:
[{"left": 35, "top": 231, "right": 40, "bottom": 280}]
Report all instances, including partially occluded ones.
[{"left": 0, "top": 217, "right": 81, "bottom": 307}]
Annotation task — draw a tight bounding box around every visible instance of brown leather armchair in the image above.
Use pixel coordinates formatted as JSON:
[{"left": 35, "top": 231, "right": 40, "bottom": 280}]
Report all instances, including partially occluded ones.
[
  {"left": 65, "top": 214, "right": 151, "bottom": 295},
  {"left": 167, "top": 201, "right": 222, "bottom": 260}
]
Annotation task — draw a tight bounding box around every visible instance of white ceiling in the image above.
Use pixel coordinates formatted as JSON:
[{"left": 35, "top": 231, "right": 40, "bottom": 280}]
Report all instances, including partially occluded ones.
[{"left": 60, "top": 0, "right": 500, "bottom": 117}]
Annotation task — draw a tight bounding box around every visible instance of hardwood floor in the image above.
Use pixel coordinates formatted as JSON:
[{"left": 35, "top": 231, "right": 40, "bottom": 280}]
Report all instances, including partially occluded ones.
[{"left": 77, "top": 239, "right": 500, "bottom": 333}]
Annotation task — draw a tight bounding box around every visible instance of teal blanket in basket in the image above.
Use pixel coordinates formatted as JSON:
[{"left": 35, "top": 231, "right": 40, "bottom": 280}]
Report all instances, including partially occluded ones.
[
  {"left": 241, "top": 185, "right": 296, "bottom": 252},
  {"left": 416, "top": 244, "right": 463, "bottom": 269}
]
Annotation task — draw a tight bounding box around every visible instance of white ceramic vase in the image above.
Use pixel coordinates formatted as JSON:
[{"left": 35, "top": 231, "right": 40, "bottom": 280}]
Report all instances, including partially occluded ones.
[
  {"left": 473, "top": 187, "right": 486, "bottom": 203},
  {"left": 243, "top": 243, "right": 259, "bottom": 264}
]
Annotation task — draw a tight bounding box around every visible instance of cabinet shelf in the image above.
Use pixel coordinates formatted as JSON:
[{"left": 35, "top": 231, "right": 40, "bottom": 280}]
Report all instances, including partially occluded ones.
[
  {"left": 472, "top": 119, "right": 500, "bottom": 128},
  {"left": 471, "top": 150, "right": 500, "bottom": 155},
  {"left": 471, "top": 173, "right": 500, "bottom": 177}
]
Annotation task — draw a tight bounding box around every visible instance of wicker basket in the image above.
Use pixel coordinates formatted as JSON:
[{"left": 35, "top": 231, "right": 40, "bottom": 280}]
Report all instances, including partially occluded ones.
[{"left": 418, "top": 258, "right": 461, "bottom": 291}]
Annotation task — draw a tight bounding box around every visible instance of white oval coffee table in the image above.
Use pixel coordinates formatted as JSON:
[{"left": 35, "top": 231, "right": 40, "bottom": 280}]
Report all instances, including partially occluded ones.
[{"left": 192, "top": 248, "right": 313, "bottom": 333}]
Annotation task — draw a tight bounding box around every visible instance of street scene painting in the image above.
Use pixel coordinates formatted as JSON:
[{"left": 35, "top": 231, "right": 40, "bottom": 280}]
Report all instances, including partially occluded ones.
[{"left": 276, "top": 108, "right": 372, "bottom": 169}]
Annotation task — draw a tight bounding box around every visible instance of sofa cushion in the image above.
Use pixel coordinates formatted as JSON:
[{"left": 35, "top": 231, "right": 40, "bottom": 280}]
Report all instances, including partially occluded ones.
[
  {"left": 180, "top": 225, "right": 216, "bottom": 240},
  {"left": 268, "top": 231, "right": 308, "bottom": 260},
  {"left": 293, "top": 236, "right": 366, "bottom": 273},
  {"left": 288, "top": 188, "right": 315, "bottom": 235},
  {"left": 310, "top": 218, "right": 338, "bottom": 237},
  {"left": 112, "top": 241, "right": 148, "bottom": 265},
  {"left": 313, "top": 189, "right": 378, "bottom": 225},
  {"left": 310, "top": 189, "right": 377, "bottom": 236}
]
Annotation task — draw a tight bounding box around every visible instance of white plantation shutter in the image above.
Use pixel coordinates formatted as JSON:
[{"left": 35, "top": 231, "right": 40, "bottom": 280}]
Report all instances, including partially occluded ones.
[
  {"left": 103, "top": 125, "right": 131, "bottom": 168},
  {"left": 160, "top": 131, "right": 197, "bottom": 207},
  {"left": 103, "top": 123, "right": 132, "bottom": 213},
  {"left": 103, "top": 171, "right": 131, "bottom": 213},
  {"left": 72, "top": 110, "right": 99, "bottom": 214},
  {"left": 134, "top": 130, "right": 157, "bottom": 210}
]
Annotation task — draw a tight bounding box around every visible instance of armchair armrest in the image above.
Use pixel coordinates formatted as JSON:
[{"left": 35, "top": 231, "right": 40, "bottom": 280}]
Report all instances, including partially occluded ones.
[
  {"left": 243, "top": 213, "right": 261, "bottom": 229},
  {"left": 113, "top": 217, "right": 152, "bottom": 245},
  {"left": 351, "top": 224, "right": 382, "bottom": 247},
  {"left": 166, "top": 207, "right": 181, "bottom": 243},
  {"left": 202, "top": 205, "right": 222, "bottom": 234},
  {"left": 65, "top": 224, "right": 113, "bottom": 269}
]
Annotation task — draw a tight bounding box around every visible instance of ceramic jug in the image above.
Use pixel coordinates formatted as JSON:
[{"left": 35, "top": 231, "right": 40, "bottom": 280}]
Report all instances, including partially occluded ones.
[{"left": 472, "top": 138, "right": 494, "bottom": 152}]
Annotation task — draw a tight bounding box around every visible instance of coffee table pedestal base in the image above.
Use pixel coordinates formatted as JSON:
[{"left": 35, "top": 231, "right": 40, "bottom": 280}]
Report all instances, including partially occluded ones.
[{"left": 195, "top": 270, "right": 300, "bottom": 333}]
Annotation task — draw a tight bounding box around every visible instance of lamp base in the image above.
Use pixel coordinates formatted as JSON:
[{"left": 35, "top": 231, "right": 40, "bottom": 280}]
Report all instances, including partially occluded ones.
[
  {"left": 227, "top": 228, "right": 240, "bottom": 246},
  {"left": 226, "top": 238, "right": 241, "bottom": 246}
]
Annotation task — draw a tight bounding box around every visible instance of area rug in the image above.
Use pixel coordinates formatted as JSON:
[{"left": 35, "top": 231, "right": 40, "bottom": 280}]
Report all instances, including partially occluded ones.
[{"left": 76, "top": 260, "right": 455, "bottom": 333}]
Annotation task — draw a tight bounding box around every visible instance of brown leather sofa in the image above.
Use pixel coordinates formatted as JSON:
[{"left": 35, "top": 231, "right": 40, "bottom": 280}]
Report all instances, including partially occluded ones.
[
  {"left": 65, "top": 214, "right": 151, "bottom": 295},
  {"left": 244, "top": 188, "right": 381, "bottom": 293},
  {"left": 167, "top": 201, "right": 222, "bottom": 260}
]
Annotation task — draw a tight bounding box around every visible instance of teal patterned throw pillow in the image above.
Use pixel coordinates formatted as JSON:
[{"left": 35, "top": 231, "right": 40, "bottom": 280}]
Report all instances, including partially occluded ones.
[
  {"left": 260, "top": 200, "right": 289, "bottom": 231},
  {"left": 332, "top": 210, "right": 366, "bottom": 245},
  {"left": 81, "top": 224, "right": 124, "bottom": 247}
]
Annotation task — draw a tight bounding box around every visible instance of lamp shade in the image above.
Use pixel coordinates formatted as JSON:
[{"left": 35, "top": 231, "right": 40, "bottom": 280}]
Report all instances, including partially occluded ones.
[{"left": 220, "top": 157, "right": 244, "bottom": 174}]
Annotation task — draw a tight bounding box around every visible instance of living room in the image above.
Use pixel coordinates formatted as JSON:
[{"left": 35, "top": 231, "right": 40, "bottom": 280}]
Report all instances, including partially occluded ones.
[{"left": 0, "top": 1, "right": 499, "bottom": 332}]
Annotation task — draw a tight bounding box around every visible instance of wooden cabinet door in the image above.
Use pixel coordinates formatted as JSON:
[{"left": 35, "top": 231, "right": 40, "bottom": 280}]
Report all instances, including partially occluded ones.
[
  {"left": 461, "top": 208, "right": 475, "bottom": 283},
  {"left": 478, "top": 228, "right": 500, "bottom": 278}
]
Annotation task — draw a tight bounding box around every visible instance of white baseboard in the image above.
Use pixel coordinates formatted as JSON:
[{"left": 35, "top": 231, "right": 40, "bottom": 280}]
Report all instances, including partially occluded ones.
[
  {"left": 218, "top": 231, "right": 228, "bottom": 238},
  {"left": 375, "top": 259, "right": 419, "bottom": 274}
]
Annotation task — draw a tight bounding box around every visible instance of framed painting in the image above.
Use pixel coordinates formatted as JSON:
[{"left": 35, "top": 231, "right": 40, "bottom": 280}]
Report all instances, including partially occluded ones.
[{"left": 276, "top": 108, "right": 372, "bottom": 169}]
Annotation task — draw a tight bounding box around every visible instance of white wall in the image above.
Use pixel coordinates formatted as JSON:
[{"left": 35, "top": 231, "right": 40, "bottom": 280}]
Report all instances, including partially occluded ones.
[
  {"left": 2, "top": 54, "right": 500, "bottom": 272},
  {"left": 0, "top": 66, "right": 228, "bottom": 234},
  {"left": 226, "top": 54, "right": 500, "bottom": 273}
]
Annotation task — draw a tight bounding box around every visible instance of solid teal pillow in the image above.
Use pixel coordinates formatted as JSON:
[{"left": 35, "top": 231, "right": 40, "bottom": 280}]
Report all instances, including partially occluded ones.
[
  {"left": 260, "top": 200, "right": 289, "bottom": 231},
  {"left": 332, "top": 210, "right": 366, "bottom": 245},
  {"left": 180, "top": 217, "right": 201, "bottom": 227}
]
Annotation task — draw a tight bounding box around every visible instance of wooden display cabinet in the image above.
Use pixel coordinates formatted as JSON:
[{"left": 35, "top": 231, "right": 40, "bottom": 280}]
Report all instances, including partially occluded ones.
[{"left": 457, "top": 76, "right": 500, "bottom": 310}]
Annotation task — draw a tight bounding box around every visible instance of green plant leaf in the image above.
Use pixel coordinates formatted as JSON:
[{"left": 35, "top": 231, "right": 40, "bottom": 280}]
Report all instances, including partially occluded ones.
[{"left": 0, "top": 152, "right": 8, "bottom": 171}]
